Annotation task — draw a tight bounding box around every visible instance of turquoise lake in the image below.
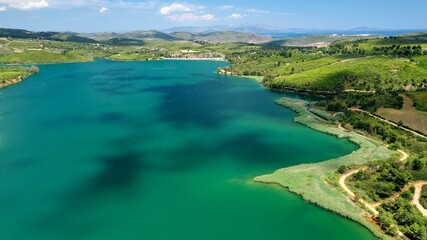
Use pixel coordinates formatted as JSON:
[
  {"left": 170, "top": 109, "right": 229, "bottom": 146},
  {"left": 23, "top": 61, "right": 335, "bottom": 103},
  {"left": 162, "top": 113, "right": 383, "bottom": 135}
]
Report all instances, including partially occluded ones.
[{"left": 0, "top": 60, "right": 375, "bottom": 239}]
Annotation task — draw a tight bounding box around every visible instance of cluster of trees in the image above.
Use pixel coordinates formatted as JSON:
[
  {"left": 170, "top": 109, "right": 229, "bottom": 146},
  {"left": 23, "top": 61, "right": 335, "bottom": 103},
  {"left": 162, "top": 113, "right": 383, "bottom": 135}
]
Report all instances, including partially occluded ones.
[
  {"left": 343, "top": 111, "right": 427, "bottom": 153},
  {"left": 381, "top": 196, "right": 427, "bottom": 239},
  {"left": 326, "top": 41, "right": 368, "bottom": 55},
  {"left": 376, "top": 210, "right": 399, "bottom": 236},
  {"left": 372, "top": 45, "right": 425, "bottom": 57},
  {"left": 409, "top": 152, "right": 427, "bottom": 181},
  {"left": 327, "top": 45, "right": 367, "bottom": 55},
  {"left": 264, "top": 79, "right": 343, "bottom": 93},
  {"left": 351, "top": 117, "right": 402, "bottom": 143},
  {"left": 327, "top": 42, "right": 348, "bottom": 54},
  {"left": 353, "top": 160, "right": 411, "bottom": 200},
  {"left": 316, "top": 92, "right": 403, "bottom": 113},
  {"left": 318, "top": 94, "right": 426, "bottom": 153},
  {"left": 344, "top": 144, "right": 427, "bottom": 238},
  {"left": 328, "top": 37, "right": 427, "bottom": 57},
  {"left": 278, "top": 48, "right": 313, "bottom": 58},
  {"left": 346, "top": 154, "right": 427, "bottom": 238}
]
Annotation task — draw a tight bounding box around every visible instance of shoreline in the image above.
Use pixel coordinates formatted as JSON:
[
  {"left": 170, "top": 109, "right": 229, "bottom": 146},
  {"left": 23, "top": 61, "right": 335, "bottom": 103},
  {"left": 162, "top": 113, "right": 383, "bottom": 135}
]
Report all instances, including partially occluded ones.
[
  {"left": 254, "top": 98, "right": 395, "bottom": 240},
  {"left": 0, "top": 68, "right": 35, "bottom": 89},
  {"left": 0, "top": 76, "right": 27, "bottom": 89},
  {"left": 162, "top": 57, "right": 227, "bottom": 61}
]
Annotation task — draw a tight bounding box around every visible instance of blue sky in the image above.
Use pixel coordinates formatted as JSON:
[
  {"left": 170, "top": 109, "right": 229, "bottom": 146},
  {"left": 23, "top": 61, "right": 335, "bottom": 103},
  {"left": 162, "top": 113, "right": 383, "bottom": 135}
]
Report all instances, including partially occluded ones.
[{"left": 0, "top": 0, "right": 426, "bottom": 32}]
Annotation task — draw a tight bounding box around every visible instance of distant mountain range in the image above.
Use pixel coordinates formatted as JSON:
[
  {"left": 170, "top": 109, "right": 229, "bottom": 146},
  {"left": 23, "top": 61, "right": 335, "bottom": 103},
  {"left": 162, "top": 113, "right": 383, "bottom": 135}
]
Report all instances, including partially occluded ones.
[
  {"left": 77, "top": 30, "right": 181, "bottom": 42},
  {"left": 1, "top": 27, "right": 426, "bottom": 47},
  {"left": 164, "top": 25, "right": 283, "bottom": 34},
  {"left": 78, "top": 30, "right": 272, "bottom": 44},
  {"left": 164, "top": 25, "right": 427, "bottom": 37},
  {"left": 0, "top": 28, "right": 272, "bottom": 44}
]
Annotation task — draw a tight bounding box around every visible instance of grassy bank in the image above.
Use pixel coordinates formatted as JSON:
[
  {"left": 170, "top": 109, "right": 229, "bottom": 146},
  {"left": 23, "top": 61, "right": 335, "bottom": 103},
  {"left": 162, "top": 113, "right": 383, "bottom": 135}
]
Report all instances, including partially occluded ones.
[
  {"left": 254, "top": 98, "right": 395, "bottom": 239},
  {"left": 0, "top": 66, "right": 38, "bottom": 88},
  {"left": 0, "top": 50, "right": 93, "bottom": 64}
]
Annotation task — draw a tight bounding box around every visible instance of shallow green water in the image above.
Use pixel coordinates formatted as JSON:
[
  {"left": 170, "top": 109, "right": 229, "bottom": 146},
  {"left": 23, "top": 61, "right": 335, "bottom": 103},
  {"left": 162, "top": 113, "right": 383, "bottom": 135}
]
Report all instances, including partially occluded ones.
[{"left": 0, "top": 60, "right": 375, "bottom": 240}]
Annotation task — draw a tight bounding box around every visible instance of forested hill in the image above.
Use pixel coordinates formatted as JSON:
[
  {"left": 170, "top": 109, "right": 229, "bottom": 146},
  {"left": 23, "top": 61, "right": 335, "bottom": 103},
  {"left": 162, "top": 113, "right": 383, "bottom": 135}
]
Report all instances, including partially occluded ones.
[{"left": 0, "top": 28, "right": 97, "bottom": 43}]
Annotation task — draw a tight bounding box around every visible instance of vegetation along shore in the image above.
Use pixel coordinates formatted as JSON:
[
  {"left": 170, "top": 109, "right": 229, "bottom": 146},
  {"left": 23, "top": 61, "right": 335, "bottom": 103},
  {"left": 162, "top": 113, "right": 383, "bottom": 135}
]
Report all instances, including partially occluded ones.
[{"left": 0, "top": 65, "right": 39, "bottom": 88}]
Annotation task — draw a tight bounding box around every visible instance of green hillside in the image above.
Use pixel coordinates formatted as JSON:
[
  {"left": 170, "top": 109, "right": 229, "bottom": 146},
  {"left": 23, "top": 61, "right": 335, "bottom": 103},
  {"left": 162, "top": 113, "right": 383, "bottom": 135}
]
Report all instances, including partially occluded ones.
[
  {"left": 267, "top": 57, "right": 427, "bottom": 92},
  {"left": 0, "top": 50, "right": 93, "bottom": 64},
  {"left": 266, "top": 34, "right": 381, "bottom": 47},
  {"left": 0, "top": 28, "right": 97, "bottom": 43}
]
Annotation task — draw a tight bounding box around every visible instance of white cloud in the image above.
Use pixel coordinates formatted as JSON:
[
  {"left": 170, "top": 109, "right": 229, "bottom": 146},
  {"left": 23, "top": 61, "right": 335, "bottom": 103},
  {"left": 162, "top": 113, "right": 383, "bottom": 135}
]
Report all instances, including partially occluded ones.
[
  {"left": 229, "top": 13, "right": 244, "bottom": 19},
  {"left": 2, "top": 0, "right": 49, "bottom": 10},
  {"left": 217, "top": 5, "right": 233, "bottom": 10},
  {"left": 0, "top": 0, "right": 159, "bottom": 10},
  {"left": 159, "top": 2, "right": 212, "bottom": 22},
  {"left": 99, "top": 6, "right": 108, "bottom": 14},
  {"left": 0, "top": 5, "right": 6, "bottom": 11},
  {"left": 159, "top": 2, "right": 192, "bottom": 15},
  {"left": 166, "top": 13, "right": 214, "bottom": 22},
  {"left": 49, "top": 0, "right": 99, "bottom": 8}
]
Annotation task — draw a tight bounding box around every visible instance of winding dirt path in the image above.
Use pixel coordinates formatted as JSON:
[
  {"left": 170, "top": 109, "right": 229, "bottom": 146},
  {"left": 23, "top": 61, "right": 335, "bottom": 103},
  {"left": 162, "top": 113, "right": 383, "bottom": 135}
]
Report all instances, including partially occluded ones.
[
  {"left": 338, "top": 145, "right": 427, "bottom": 221},
  {"left": 335, "top": 123, "right": 415, "bottom": 238},
  {"left": 412, "top": 182, "right": 427, "bottom": 217},
  {"left": 338, "top": 149, "right": 408, "bottom": 209},
  {"left": 339, "top": 169, "right": 359, "bottom": 199},
  {"left": 338, "top": 168, "right": 379, "bottom": 216},
  {"left": 398, "top": 149, "right": 408, "bottom": 161},
  {"left": 337, "top": 122, "right": 347, "bottom": 131}
]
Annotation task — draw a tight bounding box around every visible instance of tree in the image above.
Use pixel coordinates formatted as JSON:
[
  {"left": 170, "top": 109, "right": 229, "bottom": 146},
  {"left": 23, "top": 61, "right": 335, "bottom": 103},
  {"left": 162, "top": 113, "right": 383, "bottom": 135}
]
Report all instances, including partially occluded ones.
[
  {"left": 377, "top": 211, "right": 399, "bottom": 236},
  {"left": 374, "top": 181, "right": 395, "bottom": 198},
  {"left": 29, "top": 66, "right": 40, "bottom": 74},
  {"left": 402, "top": 223, "right": 427, "bottom": 240},
  {"left": 354, "top": 170, "right": 369, "bottom": 181},
  {"left": 389, "top": 142, "right": 403, "bottom": 150},
  {"left": 412, "top": 158, "right": 424, "bottom": 171},
  {"left": 337, "top": 165, "right": 349, "bottom": 174}
]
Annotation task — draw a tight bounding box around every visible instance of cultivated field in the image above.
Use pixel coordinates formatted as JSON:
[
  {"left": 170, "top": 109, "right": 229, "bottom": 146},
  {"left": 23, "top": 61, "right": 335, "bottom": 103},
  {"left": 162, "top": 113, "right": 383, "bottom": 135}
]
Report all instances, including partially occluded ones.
[{"left": 376, "top": 95, "right": 427, "bottom": 134}]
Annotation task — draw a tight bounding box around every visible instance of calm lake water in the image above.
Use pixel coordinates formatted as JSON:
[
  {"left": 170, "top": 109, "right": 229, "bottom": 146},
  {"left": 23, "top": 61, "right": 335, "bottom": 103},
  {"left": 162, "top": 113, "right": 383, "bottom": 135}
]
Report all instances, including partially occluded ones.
[{"left": 0, "top": 60, "right": 374, "bottom": 240}]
